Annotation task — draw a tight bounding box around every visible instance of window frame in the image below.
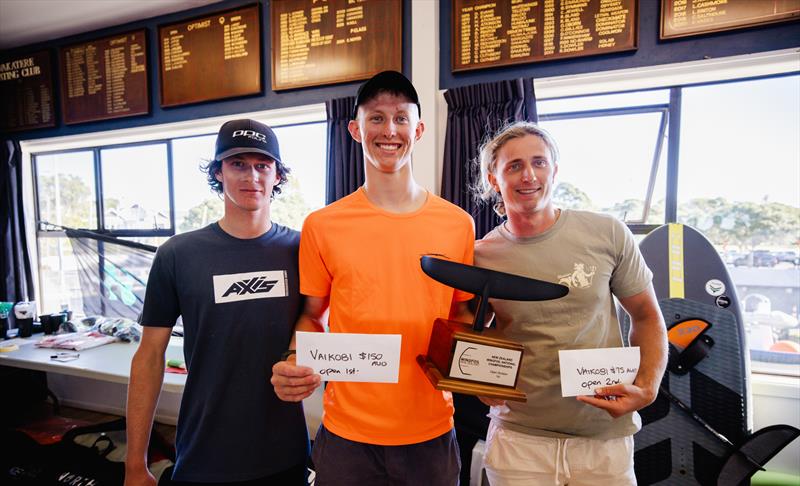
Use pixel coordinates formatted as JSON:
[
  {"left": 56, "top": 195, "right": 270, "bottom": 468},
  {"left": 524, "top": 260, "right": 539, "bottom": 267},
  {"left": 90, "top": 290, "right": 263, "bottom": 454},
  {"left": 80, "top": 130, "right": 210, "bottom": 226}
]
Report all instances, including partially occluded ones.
[
  {"left": 33, "top": 140, "right": 177, "bottom": 238},
  {"left": 532, "top": 49, "right": 800, "bottom": 376},
  {"left": 22, "top": 104, "right": 326, "bottom": 317},
  {"left": 537, "top": 73, "right": 798, "bottom": 232},
  {"left": 533, "top": 49, "right": 799, "bottom": 234},
  {"left": 538, "top": 102, "right": 670, "bottom": 229}
]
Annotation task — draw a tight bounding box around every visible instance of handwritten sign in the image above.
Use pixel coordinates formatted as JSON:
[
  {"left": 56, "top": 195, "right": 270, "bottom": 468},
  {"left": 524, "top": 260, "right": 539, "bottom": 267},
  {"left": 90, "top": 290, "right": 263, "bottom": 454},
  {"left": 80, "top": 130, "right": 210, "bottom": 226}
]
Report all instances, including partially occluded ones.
[
  {"left": 296, "top": 331, "right": 401, "bottom": 383},
  {"left": 558, "top": 346, "right": 640, "bottom": 397}
]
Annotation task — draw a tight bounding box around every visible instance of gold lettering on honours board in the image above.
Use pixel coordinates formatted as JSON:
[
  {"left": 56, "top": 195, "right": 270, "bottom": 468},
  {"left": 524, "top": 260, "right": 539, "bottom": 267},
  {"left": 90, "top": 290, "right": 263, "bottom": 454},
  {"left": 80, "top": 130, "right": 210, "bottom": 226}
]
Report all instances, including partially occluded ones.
[
  {"left": 0, "top": 57, "right": 41, "bottom": 80},
  {"left": 187, "top": 19, "right": 212, "bottom": 31}
]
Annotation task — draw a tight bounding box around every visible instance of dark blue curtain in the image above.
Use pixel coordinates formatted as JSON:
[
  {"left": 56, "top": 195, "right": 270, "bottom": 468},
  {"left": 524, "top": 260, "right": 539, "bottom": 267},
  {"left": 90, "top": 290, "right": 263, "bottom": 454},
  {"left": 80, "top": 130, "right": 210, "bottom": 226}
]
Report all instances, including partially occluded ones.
[
  {"left": 325, "top": 96, "right": 364, "bottom": 204},
  {"left": 1, "top": 139, "right": 34, "bottom": 304}
]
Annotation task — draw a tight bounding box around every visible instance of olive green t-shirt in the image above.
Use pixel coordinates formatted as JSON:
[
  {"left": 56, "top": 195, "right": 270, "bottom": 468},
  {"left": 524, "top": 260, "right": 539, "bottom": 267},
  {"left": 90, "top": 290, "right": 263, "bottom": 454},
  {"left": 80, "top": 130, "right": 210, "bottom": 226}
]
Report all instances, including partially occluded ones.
[{"left": 474, "top": 209, "right": 652, "bottom": 439}]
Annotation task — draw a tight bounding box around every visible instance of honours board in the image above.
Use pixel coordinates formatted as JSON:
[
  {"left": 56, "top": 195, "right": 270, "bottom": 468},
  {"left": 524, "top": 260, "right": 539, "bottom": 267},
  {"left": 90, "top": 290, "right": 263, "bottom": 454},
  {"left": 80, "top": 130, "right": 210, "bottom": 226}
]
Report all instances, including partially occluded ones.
[
  {"left": 159, "top": 4, "right": 261, "bottom": 107},
  {"left": 59, "top": 30, "right": 149, "bottom": 125},
  {"left": 0, "top": 50, "right": 55, "bottom": 132},
  {"left": 271, "top": 0, "right": 402, "bottom": 91},
  {"left": 661, "top": 0, "right": 800, "bottom": 39},
  {"left": 453, "top": 0, "right": 637, "bottom": 72}
]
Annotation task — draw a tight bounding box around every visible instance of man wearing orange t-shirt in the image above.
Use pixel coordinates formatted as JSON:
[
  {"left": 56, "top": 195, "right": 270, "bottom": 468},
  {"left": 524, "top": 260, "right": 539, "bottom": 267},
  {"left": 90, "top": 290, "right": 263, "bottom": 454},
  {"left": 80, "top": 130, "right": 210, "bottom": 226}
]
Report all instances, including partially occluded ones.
[{"left": 271, "top": 71, "right": 474, "bottom": 485}]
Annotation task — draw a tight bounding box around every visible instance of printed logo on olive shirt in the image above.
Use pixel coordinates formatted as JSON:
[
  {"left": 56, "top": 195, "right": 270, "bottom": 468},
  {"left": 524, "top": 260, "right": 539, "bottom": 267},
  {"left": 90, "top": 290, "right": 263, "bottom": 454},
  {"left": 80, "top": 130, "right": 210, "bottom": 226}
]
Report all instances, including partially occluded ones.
[
  {"left": 213, "top": 270, "right": 288, "bottom": 303},
  {"left": 557, "top": 263, "right": 596, "bottom": 289}
]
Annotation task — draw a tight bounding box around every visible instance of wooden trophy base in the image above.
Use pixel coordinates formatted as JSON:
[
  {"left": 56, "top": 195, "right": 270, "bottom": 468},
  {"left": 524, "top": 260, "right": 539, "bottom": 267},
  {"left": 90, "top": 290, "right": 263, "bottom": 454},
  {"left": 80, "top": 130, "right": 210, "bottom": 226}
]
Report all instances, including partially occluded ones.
[
  {"left": 418, "top": 318, "right": 527, "bottom": 402},
  {"left": 416, "top": 355, "right": 528, "bottom": 402}
]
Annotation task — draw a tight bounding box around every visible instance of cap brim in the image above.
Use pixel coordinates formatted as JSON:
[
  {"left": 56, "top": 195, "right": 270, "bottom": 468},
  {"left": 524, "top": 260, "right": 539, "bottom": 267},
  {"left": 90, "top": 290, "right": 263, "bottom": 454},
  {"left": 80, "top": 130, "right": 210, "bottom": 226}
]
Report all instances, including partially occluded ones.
[{"left": 216, "top": 147, "right": 281, "bottom": 164}]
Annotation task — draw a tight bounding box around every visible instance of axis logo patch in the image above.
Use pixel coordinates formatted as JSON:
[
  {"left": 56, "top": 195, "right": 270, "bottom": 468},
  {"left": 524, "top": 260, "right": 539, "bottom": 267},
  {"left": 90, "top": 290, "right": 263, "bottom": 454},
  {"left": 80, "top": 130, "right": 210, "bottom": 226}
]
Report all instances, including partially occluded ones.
[{"left": 213, "top": 270, "right": 288, "bottom": 303}]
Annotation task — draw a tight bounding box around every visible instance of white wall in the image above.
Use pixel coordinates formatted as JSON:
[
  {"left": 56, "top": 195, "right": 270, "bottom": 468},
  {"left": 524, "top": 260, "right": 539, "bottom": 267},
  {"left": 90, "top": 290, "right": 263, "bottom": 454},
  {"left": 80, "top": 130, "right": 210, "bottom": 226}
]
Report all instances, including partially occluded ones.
[
  {"left": 751, "top": 373, "right": 800, "bottom": 474},
  {"left": 411, "top": 0, "right": 441, "bottom": 194}
]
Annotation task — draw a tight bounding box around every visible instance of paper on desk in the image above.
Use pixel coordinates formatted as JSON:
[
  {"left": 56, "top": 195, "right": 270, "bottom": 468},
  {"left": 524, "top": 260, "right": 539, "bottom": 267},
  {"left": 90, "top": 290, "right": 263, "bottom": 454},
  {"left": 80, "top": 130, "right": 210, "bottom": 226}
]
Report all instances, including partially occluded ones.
[
  {"left": 0, "top": 337, "right": 29, "bottom": 349},
  {"left": 558, "top": 346, "right": 640, "bottom": 397},
  {"left": 35, "top": 331, "right": 117, "bottom": 351},
  {"left": 296, "top": 331, "right": 401, "bottom": 383}
]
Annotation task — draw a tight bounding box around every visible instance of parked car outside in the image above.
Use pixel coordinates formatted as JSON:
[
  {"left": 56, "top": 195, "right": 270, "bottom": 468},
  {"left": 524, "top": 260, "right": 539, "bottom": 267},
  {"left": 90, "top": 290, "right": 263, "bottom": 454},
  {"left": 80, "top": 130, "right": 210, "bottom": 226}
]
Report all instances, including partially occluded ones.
[
  {"left": 775, "top": 251, "right": 800, "bottom": 266},
  {"left": 734, "top": 250, "right": 778, "bottom": 267},
  {"left": 723, "top": 250, "right": 746, "bottom": 265}
]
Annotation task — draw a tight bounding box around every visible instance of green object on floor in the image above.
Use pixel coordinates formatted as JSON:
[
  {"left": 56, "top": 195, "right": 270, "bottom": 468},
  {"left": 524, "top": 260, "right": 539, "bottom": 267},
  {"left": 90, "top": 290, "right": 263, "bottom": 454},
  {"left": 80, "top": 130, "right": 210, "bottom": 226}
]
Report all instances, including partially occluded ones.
[{"left": 752, "top": 470, "right": 800, "bottom": 486}]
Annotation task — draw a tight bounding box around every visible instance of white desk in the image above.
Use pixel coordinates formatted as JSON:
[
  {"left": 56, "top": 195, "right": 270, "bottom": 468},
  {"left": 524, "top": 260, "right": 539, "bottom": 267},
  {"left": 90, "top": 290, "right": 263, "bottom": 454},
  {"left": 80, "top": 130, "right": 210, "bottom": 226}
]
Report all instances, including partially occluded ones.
[
  {"left": 0, "top": 335, "right": 187, "bottom": 393},
  {"left": 0, "top": 334, "right": 322, "bottom": 432}
]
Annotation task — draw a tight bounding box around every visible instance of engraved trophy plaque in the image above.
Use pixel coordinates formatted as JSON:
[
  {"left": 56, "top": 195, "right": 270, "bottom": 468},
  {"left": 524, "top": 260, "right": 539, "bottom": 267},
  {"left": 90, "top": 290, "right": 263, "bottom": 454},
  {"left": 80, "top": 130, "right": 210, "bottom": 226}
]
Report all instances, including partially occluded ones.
[{"left": 417, "top": 256, "right": 568, "bottom": 402}]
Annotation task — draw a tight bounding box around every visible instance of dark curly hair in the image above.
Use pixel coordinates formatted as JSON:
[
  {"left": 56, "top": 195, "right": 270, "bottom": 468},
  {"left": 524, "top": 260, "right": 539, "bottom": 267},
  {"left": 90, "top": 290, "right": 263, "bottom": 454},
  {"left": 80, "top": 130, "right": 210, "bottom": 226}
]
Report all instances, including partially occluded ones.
[{"left": 201, "top": 156, "right": 290, "bottom": 199}]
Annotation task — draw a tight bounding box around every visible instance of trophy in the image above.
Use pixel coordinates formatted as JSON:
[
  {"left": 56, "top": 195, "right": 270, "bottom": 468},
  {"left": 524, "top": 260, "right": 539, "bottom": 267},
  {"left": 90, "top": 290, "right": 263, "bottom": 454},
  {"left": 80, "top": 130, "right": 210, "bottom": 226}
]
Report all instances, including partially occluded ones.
[{"left": 417, "top": 256, "right": 568, "bottom": 402}]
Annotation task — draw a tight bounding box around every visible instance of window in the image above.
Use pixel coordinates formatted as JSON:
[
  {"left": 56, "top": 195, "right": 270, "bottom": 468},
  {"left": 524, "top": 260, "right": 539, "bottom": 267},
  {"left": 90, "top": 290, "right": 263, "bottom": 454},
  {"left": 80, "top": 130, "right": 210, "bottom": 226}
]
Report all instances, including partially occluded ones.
[
  {"left": 31, "top": 113, "right": 327, "bottom": 318},
  {"left": 536, "top": 69, "right": 799, "bottom": 376},
  {"left": 34, "top": 151, "right": 97, "bottom": 229},
  {"left": 677, "top": 74, "right": 800, "bottom": 375},
  {"left": 100, "top": 143, "right": 171, "bottom": 232},
  {"left": 271, "top": 123, "right": 327, "bottom": 230},
  {"left": 34, "top": 150, "right": 97, "bottom": 315},
  {"left": 37, "top": 237, "right": 83, "bottom": 317},
  {"left": 538, "top": 90, "right": 669, "bottom": 227},
  {"left": 171, "top": 134, "right": 219, "bottom": 234}
]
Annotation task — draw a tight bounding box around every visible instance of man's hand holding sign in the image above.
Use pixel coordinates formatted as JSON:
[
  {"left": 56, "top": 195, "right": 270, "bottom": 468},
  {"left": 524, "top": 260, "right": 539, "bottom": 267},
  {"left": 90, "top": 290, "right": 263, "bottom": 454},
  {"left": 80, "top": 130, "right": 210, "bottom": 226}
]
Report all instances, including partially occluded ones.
[
  {"left": 296, "top": 331, "right": 401, "bottom": 383},
  {"left": 560, "top": 346, "right": 651, "bottom": 419}
]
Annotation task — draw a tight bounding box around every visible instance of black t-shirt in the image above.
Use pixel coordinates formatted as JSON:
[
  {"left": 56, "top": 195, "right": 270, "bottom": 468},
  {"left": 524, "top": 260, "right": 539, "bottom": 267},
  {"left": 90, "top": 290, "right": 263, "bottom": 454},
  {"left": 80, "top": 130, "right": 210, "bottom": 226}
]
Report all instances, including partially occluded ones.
[{"left": 140, "top": 223, "right": 307, "bottom": 482}]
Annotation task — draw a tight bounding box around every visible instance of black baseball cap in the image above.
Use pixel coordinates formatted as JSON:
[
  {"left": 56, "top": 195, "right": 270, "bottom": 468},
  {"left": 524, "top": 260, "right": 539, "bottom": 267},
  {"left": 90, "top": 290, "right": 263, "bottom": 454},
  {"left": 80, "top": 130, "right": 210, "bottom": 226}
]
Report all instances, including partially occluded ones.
[
  {"left": 353, "top": 70, "right": 421, "bottom": 119},
  {"left": 214, "top": 119, "right": 281, "bottom": 163}
]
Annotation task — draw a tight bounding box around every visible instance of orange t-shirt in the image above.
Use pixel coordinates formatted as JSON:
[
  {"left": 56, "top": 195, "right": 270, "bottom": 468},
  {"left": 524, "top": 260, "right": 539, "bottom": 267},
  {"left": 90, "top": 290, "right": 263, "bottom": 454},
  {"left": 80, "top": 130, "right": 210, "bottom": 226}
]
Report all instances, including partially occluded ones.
[{"left": 299, "top": 188, "right": 475, "bottom": 445}]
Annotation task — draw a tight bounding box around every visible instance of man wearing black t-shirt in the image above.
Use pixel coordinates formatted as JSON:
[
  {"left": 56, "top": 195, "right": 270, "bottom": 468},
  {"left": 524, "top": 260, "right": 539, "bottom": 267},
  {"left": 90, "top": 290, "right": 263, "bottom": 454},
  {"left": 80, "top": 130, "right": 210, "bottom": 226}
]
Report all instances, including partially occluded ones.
[{"left": 125, "top": 119, "right": 308, "bottom": 486}]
